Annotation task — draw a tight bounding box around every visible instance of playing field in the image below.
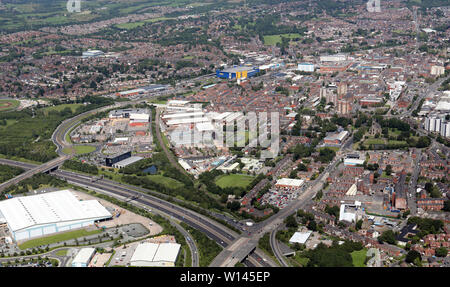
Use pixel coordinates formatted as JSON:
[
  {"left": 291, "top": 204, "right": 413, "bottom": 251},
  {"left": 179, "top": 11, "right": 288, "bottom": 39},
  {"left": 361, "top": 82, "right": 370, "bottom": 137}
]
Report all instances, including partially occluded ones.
[
  {"left": 351, "top": 248, "right": 367, "bottom": 267},
  {"left": 0, "top": 99, "right": 20, "bottom": 111},
  {"left": 215, "top": 174, "right": 254, "bottom": 189},
  {"left": 263, "top": 33, "right": 301, "bottom": 45}
]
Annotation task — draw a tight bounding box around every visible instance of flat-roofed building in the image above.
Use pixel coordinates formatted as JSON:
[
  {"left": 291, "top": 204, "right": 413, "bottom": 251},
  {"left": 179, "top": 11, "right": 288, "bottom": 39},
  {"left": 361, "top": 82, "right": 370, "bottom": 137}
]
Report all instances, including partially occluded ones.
[
  {"left": 130, "top": 242, "right": 181, "bottom": 267},
  {"left": 72, "top": 248, "right": 96, "bottom": 267},
  {"left": 289, "top": 231, "right": 312, "bottom": 244},
  {"left": 323, "top": 130, "right": 349, "bottom": 146},
  {"left": 112, "top": 156, "right": 143, "bottom": 169},
  {"left": 344, "top": 158, "right": 365, "bottom": 166},
  {"left": 0, "top": 190, "right": 111, "bottom": 241},
  {"left": 275, "top": 178, "right": 304, "bottom": 190}
]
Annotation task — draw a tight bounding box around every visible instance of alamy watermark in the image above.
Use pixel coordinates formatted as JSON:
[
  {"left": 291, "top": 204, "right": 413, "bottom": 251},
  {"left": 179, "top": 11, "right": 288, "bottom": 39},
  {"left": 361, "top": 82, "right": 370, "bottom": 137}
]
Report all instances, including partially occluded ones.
[
  {"left": 168, "top": 106, "right": 280, "bottom": 159},
  {"left": 67, "top": 0, "right": 81, "bottom": 13},
  {"left": 367, "top": 0, "right": 381, "bottom": 13}
]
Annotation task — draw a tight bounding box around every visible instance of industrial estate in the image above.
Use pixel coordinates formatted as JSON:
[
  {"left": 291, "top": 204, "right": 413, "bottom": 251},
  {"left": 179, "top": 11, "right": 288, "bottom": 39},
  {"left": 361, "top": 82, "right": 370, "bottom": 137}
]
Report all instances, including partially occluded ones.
[{"left": 0, "top": 0, "right": 448, "bottom": 272}]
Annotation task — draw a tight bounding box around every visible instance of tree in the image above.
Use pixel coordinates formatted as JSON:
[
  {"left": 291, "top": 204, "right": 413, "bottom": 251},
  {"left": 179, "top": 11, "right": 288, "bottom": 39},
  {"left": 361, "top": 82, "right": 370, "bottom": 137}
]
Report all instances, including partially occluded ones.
[
  {"left": 405, "top": 250, "right": 421, "bottom": 264},
  {"left": 425, "top": 182, "right": 433, "bottom": 193},
  {"left": 378, "top": 230, "right": 396, "bottom": 245},
  {"left": 416, "top": 136, "right": 431, "bottom": 148},
  {"left": 289, "top": 170, "right": 297, "bottom": 179},
  {"left": 285, "top": 214, "right": 298, "bottom": 228},
  {"left": 307, "top": 220, "right": 317, "bottom": 231},
  {"left": 444, "top": 200, "right": 450, "bottom": 212},
  {"left": 355, "top": 219, "right": 363, "bottom": 230},
  {"left": 435, "top": 247, "right": 448, "bottom": 257},
  {"left": 298, "top": 163, "right": 308, "bottom": 171},
  {"left": 385, "top": 165, "right": 392, "bottom": 176}
]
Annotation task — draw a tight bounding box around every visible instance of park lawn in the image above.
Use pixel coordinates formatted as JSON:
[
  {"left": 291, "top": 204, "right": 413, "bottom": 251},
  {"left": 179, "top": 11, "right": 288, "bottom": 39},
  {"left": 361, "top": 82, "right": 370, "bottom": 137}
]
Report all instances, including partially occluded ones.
[
  {"left": 42, "top": 103, "right": 84, "bottom": 114},
  {"left": 55, "top": 249, "right": 68, "bottom": 256},
  {"left": 215, "top": 174, "right": 254, "bottom": 189},
  {"left": 381, "top": 171, "right": 392, "bottom": 179},
  {"left": 365, "top": 138, "right": 385, "bottom": 145},
  {"left": 318, "top": 146, "right": 340, "bottom": 152},
  {"left": 263, "top": 33, "right": 301, "bottom": 45},
  {"left": 62, "top": 145, "right": 96, "bottom": 155},
  {"left": 388, "top": 128, "right": 401, "bottom": 137},
  {"left": 0, "top": 99, "right": 20, "bottom": 111},
  {"left": 148, "top": 174, "right": 184, "bottom": 189},
  {"left": 73, "top": 145, "right": 97, "bottom": 155},
  {"left": 116, "top": 21, "right": 145, "bottom": 29},
  {"left": 115, "top": 17, "right": 173, "bottom": 29},
  {"left": 0, "top": 119, "right": 18, "bottom": 129},
  {"left": 19, "top": 229, "right": 101, "bottom": 250},
  {"left": 387, "top": 140, "right": 408, "bottom": 145},
  {"left": 292, "top": 253, "right": 310, "bottom": 267},
  {"left": 351, "top": 248, "right": 367, "bottom": 267}
]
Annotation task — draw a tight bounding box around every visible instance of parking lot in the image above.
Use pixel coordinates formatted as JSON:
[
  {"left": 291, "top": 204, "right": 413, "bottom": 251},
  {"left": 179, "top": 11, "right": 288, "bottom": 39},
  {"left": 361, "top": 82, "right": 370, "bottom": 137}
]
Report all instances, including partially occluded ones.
[{"left": 108, "top": 242, "right": 139, "bottom": 267}]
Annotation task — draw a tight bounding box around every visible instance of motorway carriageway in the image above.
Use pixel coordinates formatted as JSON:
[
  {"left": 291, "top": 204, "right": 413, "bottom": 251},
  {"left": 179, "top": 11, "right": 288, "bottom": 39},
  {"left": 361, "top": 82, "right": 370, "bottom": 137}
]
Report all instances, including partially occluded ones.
[{"left": 0, "top": 158, "right": 269, "bottom": 266}]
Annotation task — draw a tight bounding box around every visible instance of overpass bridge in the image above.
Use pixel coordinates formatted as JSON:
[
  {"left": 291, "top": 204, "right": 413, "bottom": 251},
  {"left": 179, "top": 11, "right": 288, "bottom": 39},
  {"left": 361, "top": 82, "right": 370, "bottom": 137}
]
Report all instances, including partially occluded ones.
[{"left": 0, "top": 155, "right": 70, "bottom": 192}]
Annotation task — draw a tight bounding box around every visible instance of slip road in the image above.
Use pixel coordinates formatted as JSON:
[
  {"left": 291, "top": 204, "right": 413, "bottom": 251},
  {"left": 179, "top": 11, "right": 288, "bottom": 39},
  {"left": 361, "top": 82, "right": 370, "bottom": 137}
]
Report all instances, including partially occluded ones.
[{"left": 180, "top": 271, "right": 270, "bottom": 285}]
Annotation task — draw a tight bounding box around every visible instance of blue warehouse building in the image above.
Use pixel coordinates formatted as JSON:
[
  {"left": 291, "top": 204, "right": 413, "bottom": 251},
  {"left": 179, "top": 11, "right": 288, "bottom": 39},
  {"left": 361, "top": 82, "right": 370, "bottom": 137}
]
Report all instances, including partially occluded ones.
[{"left": 216, "top": 66, "right": 260, "bottom": 79}]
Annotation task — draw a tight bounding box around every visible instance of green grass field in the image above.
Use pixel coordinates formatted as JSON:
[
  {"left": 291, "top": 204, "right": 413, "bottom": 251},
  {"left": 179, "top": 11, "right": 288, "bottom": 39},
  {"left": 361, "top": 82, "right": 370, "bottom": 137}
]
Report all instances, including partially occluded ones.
[
  {"left": 115, "top": 17, "right": 174, "bottom": 29},
  {"left": 365, "top": 138, "right": 385, "bottom": 145},
  {"left": 351, "top": 248, "right": 367, "bottom": 267},
  {"left": 55, "top": 249, "right": 68, "bottom": 256},
  {"left": 387, "top": 140, "right": 408, "bottom": 146},
  {"left": 0, "top": 99, "right": 20, "bottom": 111},
  {"left": 215, "top": 174, "right": 254, "bottom": 189},
  {"left": 42, "top": 104, "right": 84, "bottom": 114},
  {"left": 19, "top": 229, "right": 102, "bottom": 250},
  {"left": 318, "top": 146, "right": 340, "bottom": 152},
  {"left": 148, "top": 174, "right": 184, "bottom": 189},
  {"left": 62, "top": 145, "right": 96, "bottom": 155},
  {"left": 263, "top": 33, "right": 301, "bottom": 45}
]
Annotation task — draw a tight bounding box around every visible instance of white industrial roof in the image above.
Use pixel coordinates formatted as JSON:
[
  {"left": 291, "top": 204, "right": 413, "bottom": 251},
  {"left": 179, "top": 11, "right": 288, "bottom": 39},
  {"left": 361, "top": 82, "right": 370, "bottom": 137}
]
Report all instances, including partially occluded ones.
[
  {"left": 344, "top": 158, "right": 365, "bottom": 166},
  {"left": 166, "top": 117, "right": 210, "bottom": 125},
  {"left": 72, "top": 248, "right": 96, "bottom": 265},
  {"left": 152, "top": 243, "right": 181, "bottom": 263},
  {"left": 209, "top": 112, "right": 231, "bottom": 121},
  {"left": 435, "top": 101, "right": 450, "bottom": 111},
  {"left": 178, "top": 159, "right": 191, "bottom": 170},
  {"left": 289, "top": 231, "right": 312, "bottom": 244},
  {"left": 0, "top": 190, "right": 111, "bottom": 232},
  {"left": 131, "top": 243, "right": 181, "bottom": 263},
  {"left": 339, "top": 204, "right": 357, "bottom": 223},
  {"left": 167, "top": 100, "right": 190, "bottom": 106},
  {"left": 275, "top": 178, "right": 304, "bottom": 187},
  {"left": 195, "top": 122, "right": 215, "bottom": 132},
  {"left": 162, "top": 111, "right": 204, "bottom": 119},
  {"left": 325, "top": 130, "right": 349, "bottom": 141},
  {"left": 346, "top": 184, "right": 357, "bottom": 196},
  {"left": 113, "top": 156, "right": 143, "bottom": 167},
  {"left": 131, "top": 243, "right": 159, "bottom": 263}
]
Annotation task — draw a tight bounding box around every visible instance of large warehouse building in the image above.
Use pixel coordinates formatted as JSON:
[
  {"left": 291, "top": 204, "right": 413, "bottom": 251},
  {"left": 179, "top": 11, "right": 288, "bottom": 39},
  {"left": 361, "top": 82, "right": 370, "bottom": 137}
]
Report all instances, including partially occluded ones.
[
  {"left": 130, "top": 242, "right": 181, "bottom": 267},
  {"left": 0, "top": 190, "right": 112, "bottom": 241},
  {"left": 216, "top": 66, "right": 259, "bottom": 79}
]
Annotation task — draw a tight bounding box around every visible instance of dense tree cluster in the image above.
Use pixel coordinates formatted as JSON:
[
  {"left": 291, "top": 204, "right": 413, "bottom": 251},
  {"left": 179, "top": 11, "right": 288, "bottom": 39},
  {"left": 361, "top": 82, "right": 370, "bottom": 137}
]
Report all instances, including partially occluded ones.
[
  {"left": 62, "top": 159, "right": 98, "bottom": 175},
  {"left": 407, "top": 217, "right": 444, "bottom": 238},
  {"left": 303, "top": 240, "right": 364, "bottom": 267},
  {"left": 0, "top": 164, "right": 24, "bottom": 184}
]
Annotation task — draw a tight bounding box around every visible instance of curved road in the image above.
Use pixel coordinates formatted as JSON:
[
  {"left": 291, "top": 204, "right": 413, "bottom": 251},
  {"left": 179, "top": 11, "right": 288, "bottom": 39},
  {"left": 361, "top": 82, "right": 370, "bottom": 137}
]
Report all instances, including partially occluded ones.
[{"left": 0, "top": 158, "right": 268, "bottom": 267}]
